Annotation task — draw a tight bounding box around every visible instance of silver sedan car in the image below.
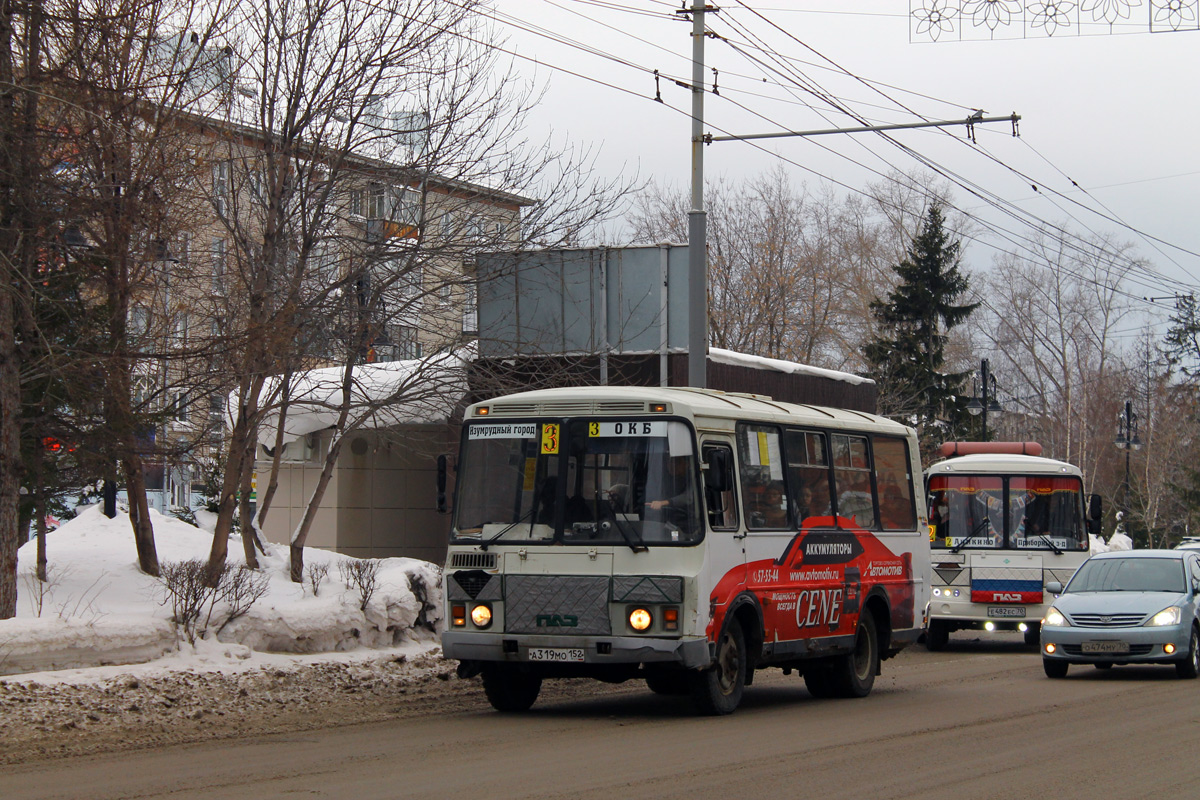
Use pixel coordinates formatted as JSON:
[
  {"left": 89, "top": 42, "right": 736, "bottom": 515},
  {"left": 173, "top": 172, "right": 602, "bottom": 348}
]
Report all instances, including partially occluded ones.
[{"left": 1040, "top": 549, "right": 1200, "bottom": 679}]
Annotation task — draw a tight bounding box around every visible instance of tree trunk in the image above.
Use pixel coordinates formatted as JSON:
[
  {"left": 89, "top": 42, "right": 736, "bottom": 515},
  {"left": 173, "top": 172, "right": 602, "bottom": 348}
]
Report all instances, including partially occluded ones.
[
  {"left": 0, "top": 285, "right": 19, "bottom": 619},
  {"left": 238, "top": 438, "right": 261, "bottom": 569},
  {"left": 122, "top": 452, "right": 159, "bottom": 576},
  {"left": 289, "top": 435, "right": 344, "bottom": 582}
]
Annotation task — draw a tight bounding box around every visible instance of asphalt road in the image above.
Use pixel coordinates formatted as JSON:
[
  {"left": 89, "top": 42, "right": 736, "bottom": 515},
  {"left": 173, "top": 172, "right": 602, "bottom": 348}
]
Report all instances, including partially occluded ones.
[{"left": 6, "top": 634, "right": 1198, "bottom": 800}]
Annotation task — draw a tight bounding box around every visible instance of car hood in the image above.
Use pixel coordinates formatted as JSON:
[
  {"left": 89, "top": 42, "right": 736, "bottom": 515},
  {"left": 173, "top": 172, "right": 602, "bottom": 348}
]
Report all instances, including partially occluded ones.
[{"left": 1054, "top": 591, "right": 1190, "bottom": 617}]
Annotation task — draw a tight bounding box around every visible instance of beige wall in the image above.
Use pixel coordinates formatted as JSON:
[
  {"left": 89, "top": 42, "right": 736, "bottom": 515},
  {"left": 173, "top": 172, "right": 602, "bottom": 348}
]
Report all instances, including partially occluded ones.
[{"left": 258, "top": 424, "right": 455, "bottom": 564}]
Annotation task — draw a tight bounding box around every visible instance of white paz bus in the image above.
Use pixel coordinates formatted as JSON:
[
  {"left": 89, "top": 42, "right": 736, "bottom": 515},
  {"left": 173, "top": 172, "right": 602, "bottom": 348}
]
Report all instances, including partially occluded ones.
[
  {"left": 925, "top": 442, "right": 1102, "bottom": 649},
  {"left": 440, "top": 386, "right": 931, "bottom": 715}
]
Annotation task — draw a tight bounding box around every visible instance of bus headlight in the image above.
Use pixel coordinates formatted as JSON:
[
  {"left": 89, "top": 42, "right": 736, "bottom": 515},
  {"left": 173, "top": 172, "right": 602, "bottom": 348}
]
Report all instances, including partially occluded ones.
[
  {"left": 470, "top": 604, "right": 493, "bottom": 629},
  {"left": 628, "top": 607, "right": 653, "bottom": 632}
]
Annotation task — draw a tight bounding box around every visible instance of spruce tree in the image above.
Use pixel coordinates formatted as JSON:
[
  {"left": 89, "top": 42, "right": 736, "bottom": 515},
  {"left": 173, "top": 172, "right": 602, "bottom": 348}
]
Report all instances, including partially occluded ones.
[{"left": 863, "top": 203, "right": 978, "bottom": 449}]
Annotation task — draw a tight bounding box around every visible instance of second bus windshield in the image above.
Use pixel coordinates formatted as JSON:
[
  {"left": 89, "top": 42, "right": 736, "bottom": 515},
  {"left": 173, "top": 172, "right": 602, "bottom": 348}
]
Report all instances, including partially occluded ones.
[{"left": 929, "top": 474, "right": 1087, "bottom": 551}]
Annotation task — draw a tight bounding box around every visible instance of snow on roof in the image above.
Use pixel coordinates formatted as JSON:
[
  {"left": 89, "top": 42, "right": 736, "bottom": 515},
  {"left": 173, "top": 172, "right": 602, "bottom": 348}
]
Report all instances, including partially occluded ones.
[
  {"left": 708, "top": 347, "right": 873, "bottom": 386},
  {"left": 254, "top": 349, "right": 469, "bottom": 447}
]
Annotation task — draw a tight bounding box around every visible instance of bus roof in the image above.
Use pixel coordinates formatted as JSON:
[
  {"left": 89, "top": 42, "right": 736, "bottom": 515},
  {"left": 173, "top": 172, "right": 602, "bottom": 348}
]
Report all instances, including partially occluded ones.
[
  {"left": 926, "top": 452, "right": 1083, "bottom": 478},
  {"left": 466, "top": 385, "right": 913, "bottom": 436}
]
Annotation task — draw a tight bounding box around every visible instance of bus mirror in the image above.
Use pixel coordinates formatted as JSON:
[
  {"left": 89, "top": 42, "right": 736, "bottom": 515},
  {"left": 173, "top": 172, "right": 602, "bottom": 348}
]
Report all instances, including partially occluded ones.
[
  {"left": 705, "top": 449, "right": 733, "bottom": 493},
  {"left": 1086, "top": 494, "right": 1102, "bottom": 536},
  {"left": 436, "top": 454, "right": 450, "bottom": 514}
]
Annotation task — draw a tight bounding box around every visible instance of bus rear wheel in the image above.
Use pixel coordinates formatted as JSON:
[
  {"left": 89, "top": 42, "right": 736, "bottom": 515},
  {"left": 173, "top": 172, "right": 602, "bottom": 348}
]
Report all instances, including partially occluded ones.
[
  {"left": 831, "top": 612, "right": 878, "bottom": 698},
  {"left": 481, "top": 665, "right": 542, "bottom": 712},
  {"left": 690, "top": 617, "right": 746, "bottom": 715}
]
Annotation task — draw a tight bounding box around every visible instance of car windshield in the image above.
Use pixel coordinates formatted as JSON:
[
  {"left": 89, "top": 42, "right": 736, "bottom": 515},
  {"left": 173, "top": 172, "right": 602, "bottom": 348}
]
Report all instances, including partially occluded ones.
[
  {"left": 452, "top": 417, "right": 703, "bottom": 547},
  {"left": 1067, "top": 557, "right": 1185, "bottom": 593}
]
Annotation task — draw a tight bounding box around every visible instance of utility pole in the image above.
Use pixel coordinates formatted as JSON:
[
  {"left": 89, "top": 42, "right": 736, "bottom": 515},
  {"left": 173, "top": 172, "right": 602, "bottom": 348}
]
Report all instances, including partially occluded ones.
[{"left": 682, "top": 1, "right": 710, "bottom": 389}]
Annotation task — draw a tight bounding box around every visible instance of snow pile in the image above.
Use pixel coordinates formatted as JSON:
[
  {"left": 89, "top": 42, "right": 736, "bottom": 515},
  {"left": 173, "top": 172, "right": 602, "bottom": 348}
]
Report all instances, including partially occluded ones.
[
  {"left": 0, "top": 505, "right": 442, "bottom": 676},
  {"left": 1089, "top": 530, "right": 1135, "bottom": 555}
]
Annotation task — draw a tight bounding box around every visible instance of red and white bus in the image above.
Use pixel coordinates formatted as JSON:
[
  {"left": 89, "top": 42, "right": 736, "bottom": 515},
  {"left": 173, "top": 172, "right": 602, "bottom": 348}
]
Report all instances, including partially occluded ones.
[
  {"left": 925, "top": 442, "right": 1101, "bottom": 649},
  {"left": 441, "top": 386, "right": 931, "bottom": 714}
]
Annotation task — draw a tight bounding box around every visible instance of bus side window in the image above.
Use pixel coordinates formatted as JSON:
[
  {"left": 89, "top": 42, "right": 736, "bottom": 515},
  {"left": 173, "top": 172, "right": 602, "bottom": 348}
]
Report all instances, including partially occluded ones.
[
  {"left": 784, "top": 429, "right": 832, "bottom": 525},
  {"left": 874, "top": 436, "right": 916, "bottom": 530},
  {"left": 737, "top": 424, "right": 789, "bottom": 530},
  {"left": 832, "top": 434, "right": 876, "bottom": 529},
  {"left": 703, "top": 444, "right": 739, "bottom": 531}
]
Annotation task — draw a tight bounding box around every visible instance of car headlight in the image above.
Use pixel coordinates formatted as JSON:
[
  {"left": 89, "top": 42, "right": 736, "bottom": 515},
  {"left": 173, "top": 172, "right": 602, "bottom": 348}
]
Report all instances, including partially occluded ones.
[
  {"left": 1043, "top": 607, "right": 1068, "bottom": 627},
  {"left": 1146, "top": 607, "right": 1182, "bottom": 627}
]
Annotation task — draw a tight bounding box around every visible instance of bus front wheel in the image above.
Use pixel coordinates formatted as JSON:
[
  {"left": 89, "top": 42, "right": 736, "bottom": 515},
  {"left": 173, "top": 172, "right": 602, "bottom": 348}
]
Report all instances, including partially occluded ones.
[
  {"left": 481, "top": 665, "right": 542, "bottom": 712},
  {"left": 925, "top": 620, "right": 949, "bottom": 651},
  {"left": 690, "top": 617, "right": 746, "bottom": 715}
]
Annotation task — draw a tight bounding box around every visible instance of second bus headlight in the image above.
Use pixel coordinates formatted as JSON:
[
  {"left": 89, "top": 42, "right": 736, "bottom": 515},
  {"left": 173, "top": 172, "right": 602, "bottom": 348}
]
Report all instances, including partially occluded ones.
[
  {"left": 628, "top": 607, "right": 653, "bottom": 631},
  {"left": 470, "top": 603, "right": 493, "bottom": 628}
]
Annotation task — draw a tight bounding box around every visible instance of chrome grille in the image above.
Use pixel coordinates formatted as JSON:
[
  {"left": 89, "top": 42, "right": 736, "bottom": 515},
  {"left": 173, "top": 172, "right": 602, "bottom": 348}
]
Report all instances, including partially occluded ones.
[{"left": 1070, "top": 613, "right": 1146, "bottom": 628}]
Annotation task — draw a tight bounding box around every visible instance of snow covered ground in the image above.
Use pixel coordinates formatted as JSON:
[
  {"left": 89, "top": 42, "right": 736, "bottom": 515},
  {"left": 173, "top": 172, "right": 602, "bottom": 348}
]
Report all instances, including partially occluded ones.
[{"left": 0, "top": 504, "right": 443, "bottom": 681}]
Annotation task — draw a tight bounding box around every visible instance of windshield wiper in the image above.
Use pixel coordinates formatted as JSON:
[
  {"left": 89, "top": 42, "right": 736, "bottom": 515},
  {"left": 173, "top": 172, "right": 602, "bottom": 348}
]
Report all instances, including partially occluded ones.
[
  {"left": 480, "top": 501, "right": 542, "bottom": 551},
  {"left": 598, "top": 502, "right": 647, "bottom": 553},
  {"left": 951, "top": 519, "right": 991, "bottom": 554},
  {"left": 1035, "top": 533, "right": 1063, "bottom": 555}
]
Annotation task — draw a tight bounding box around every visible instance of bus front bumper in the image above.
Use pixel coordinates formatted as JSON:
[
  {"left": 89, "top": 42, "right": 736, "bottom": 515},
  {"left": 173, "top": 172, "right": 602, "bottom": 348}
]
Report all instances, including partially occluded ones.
[{"left": 442, "top": 631, "right": 711, "bottom": 669}]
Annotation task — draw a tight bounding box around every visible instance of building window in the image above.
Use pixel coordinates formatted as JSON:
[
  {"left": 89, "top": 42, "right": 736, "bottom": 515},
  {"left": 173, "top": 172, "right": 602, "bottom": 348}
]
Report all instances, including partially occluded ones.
[
  {"left": 367, "top": 183, "right": 386, "bottom": 219},
  {"left": 212, "top": 238, "right": 225, "bottom": 292},
  {"left": 394, "top": 325, "right": 419, "bottom": 360},
  {"left": 212, "top": 161, "right": 230, "bottom": 216}
]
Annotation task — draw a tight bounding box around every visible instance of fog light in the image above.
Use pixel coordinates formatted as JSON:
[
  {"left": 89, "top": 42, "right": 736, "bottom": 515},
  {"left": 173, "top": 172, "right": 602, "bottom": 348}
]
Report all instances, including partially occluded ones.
[
  {"left": 470, "top": 603, "right": 493, "bottom": 629},
  {"left": 1018, "top": 623, "right": 1028, "bottom": 633},
  {"left": 1045, "top": 643, "right": 1057, "bottom": 654},
  {"left": 452, "top": 604, "right": 466, "bottom": 627},
  {"left": 663, "top": 606, "right": 679, "bottom": 631},
  {"left": 984, "top": 621, "right": 995, "bottom": 632},
  {"left": 1165, "top": 643, "right": 1177, "bottom": 655},
  {"left": 629, "top": 607, "right": 653, "bottom": 631}
]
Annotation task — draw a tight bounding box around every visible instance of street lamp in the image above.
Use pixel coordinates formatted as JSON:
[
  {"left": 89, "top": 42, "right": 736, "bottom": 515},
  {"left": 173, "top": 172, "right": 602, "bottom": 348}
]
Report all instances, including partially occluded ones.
[
  {"left": 965, "top": 358, "right": 1003, "bottom": 440},
  {"left": 1114, "top": 399, "right": 1142, "bottom": 521}
]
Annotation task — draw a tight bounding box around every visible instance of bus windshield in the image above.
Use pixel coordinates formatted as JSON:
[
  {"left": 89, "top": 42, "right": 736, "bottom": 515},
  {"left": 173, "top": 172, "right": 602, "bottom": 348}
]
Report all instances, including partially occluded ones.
[
  {"left": 930, "top": 474, "right": 1087, "bottom": 552},
  {"left": 452, "top": 418, "right": 703, "bottom": 547}
]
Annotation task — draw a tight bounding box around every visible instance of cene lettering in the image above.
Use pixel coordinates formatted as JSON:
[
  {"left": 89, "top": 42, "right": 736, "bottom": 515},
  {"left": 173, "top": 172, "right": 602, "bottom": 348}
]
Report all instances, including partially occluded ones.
[{"left": 795, "top": 588, "right": 843, "bottom": 629}]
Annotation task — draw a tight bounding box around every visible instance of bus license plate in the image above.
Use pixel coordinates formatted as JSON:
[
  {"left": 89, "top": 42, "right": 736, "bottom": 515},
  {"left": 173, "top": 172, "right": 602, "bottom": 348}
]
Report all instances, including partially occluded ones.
[
  {"left": 1082, "top": 640, "right": 1129, "bottom": 654},
  {"left": 527, "top": 647, "right": 585, "bottom": 663},
  {"left": 987, "top": 606, "right": 1026, "bottom": 618}
]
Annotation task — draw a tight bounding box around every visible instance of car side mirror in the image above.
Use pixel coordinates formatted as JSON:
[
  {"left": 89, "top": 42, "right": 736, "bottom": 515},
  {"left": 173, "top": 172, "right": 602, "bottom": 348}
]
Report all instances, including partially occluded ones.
[
  {"left": 1045, "top": 581, "right": 1064, "bottom": 595},
  {"left": 436, "top": 454, "right": 450, "bottom": 514}
]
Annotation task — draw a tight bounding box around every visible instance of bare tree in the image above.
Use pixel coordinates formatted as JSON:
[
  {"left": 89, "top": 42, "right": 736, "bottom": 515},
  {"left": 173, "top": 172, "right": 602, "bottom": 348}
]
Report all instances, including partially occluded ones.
[{"left": 192, "top": 0, "right": 632, "bottom": 582}]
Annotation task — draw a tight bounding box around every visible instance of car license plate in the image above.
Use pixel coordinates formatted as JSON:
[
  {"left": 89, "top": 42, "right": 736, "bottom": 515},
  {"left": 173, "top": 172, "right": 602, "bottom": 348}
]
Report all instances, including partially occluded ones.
[
  {"left": 988, "top": 606, "right": 1026, "bottom": 618},
  {"left": 1081, "top": 640, "right": 1130, "bottom": 654},
  {"left": 527, "top": 647, "right": 585, "bottom": 663}
]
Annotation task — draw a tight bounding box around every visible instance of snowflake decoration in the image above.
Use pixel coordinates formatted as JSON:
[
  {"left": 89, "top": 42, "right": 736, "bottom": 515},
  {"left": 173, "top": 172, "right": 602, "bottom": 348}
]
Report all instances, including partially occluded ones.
[
  {"left": 913, "top": 0, "right": 960, "bottom": 40},
  {"left": 1028, "top": 1, "right": 1078, "bottom": 34},
  {"left": 1081, "top": 0, "right": 1140, "bottom": 24},
  {"left": 963, "top": 0, "right": 1022, "bottom": 30},
  {"left": 1152, "top": 0, "right": 1198, "bottom": 29}
]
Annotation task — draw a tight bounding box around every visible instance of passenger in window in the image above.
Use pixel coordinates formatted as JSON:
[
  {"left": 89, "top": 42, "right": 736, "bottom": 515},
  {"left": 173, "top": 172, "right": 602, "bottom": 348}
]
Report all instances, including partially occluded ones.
[
  {"left": 762, "top": 481, "right": 788, "bottom": 527},
  {"left": 645, "top": 457, "right": 694, "bottom": 526}
]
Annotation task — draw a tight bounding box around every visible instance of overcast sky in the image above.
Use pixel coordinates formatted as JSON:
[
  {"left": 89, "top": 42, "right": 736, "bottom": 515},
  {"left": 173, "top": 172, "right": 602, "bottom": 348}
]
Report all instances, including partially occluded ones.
[{"left": 493, "top": 1, "right": 1200, "bottom": 330}]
